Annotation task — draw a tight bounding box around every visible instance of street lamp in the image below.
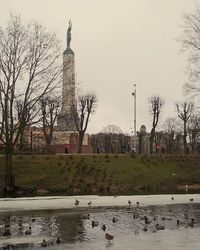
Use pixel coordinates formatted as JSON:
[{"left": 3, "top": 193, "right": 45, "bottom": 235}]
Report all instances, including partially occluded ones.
[
  {"left": 132, "top": 84, "right": 136, "bottom": 151},
  {"left": 130, "top": 127, "right": 133, "bottom": 149}
]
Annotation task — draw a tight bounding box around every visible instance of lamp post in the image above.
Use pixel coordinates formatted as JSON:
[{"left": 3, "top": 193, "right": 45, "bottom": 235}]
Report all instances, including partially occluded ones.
[{"left": 132, "top": 84, "right": 136, "bottom": 151}]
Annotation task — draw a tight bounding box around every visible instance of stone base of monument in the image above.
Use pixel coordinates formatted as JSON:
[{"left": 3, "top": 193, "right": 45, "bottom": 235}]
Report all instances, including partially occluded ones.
[{"left": 51, "top": 131, "right": 93, "bottom": 154}]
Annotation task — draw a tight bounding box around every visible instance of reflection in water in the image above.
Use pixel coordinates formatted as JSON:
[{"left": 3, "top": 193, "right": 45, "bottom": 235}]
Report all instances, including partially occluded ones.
[{"left": 0, "top": 203, "right": 200, "bottom": 249}]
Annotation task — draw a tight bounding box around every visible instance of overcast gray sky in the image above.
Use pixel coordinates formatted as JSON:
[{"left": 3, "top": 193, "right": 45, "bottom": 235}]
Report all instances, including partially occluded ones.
[{"left": 0, "top": 0, "right": 198, "bottom": 134}]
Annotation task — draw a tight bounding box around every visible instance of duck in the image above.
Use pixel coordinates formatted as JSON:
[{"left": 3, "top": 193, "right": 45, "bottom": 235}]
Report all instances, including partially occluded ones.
[
  {"left": 41, "top": 239, "right": 48, "bottom": 247},
  {"left": 75, "top": 199, "right": 80, "bottom": 206},
  {"left": 143, "top": 225, "right": 148, "bottom": 232},
  {"left": 176, "top": 219, "right": 185, "bottom": 226},
  {"left": 156, "top": 224, "right": 165, "bottom": 230},
  {"left": 105, "top": 233, "right": 114, "bottom": 240},
  {"left": 82, "top": 214, "right": 90, "bottom": 220},
  {"left": 162, "top": 216, "right": 172, "bottom": 221},
  {"left": 92, "top": 221, "right": 99, "bottom": 227},
  {"left": 56, "top": 236, "right": 61, "bottom": 244},
  {"left": 101, "top": 224, "right": 106, "bottom": 231},
  {"left": 128, "top": 200, "right": 132, "bottom": 205},
  {"left": 25, "top": 226, "right": 32, "bottom": 235},
  {"left": 133, "top": 213, "right": 139, "bottom": 219},
  {"left": 88, "top": 201, "right": 92, "bottom": 206},
  {"left": 187, "top": 218, "right": 194, "bottom": 228},
  {"left": 139, "top": 216, "right": 146, "bottom": 220},
  {"left": 3, "top": 229, "right": 11, "bottom": 236},
  {"left": 112, "top": 217, "right": 118, "bottom": 223},
  {"left": 144, "top": 216, "right": 151, "bottom": 224}
]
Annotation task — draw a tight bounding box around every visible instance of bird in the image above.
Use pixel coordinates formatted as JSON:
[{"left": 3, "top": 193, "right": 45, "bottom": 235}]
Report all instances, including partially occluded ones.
[
  {"left": 136, "top": 201, "right": 140, "bottom": 205},
  {"left": 41, "top": 239, "right": 48, "bottom": 247},
  {"left": 3, "top": 229, "right": 11, "bottom": 236},
  {"left": 171, "top": 197, "right": 174, "bottom": 200},
  {"left": 176, "top": 219, "right": 185, "bottom": 226},
  {"left": 56, "top": 236, "right": 61, "bottom": 244},
  {"left": 128, "top": 200, "right": 132, "bottom": 205},
  {"left": 156, "top": 224, "right": 165, "bottom": 230},
  {"left": 190, "top": 198, "right": 194, "bottom": 202},
  {"left": 105, "top": 233, "right": 114, "bottom": 240},
  {"left": 162, "top": 216, "right": 172, "bottom": 221},
  {"left": 82, "top": 214, "right": 90, "bottom": 220},
  {"left": 143, "top": 225, "right": 148, "bottom": 232},
  {"left": 144, "top": 216, "right": 151, "bottom": 224},
  {"left": 75, "top": 199, "right": 80, "bottom": 206},
  {"left": 112, "top": 217, "right": 118, "bottom": 223},
  {"left": 25, "top": 226, "right": 32, "bottom": 235},
  {"left": 88, "top": 201, "right": 92, "bottom": 206},
  {"left": 101, "top": 224, "right": 106, "bottom": 231},
  {"left": 133, "top": 213, "right": 139, "bottom": 219},
  {"left": 186, "top": 218, "right": 194, "bottom": 228},
  {"left": 92, "top": 221, "right": 99, "bottom": 227}
]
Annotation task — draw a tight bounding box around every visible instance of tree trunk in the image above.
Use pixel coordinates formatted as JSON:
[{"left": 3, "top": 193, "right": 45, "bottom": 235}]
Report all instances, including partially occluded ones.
[
  {"left": 5, "top": 151, "right": 15, "bottom": 192},
  {"left": 78, "top": 132, "right": 84, "bottom": 154},
  {"left": 19, "top": 130, "right": 25, "bottom": 151},
  {"left": 150, "top": 128, "right": 155, "bottom": 154},
  {"left": 138, "top": 134, "right": 143, "bottom": 154},
  {"left": 183, "top": 123, "right": 187, "bottom": 155}
]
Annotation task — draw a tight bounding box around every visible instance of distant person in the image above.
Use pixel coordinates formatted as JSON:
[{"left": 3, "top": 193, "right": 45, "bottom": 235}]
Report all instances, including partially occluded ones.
[
  {"left": 97, "top": 147, "right": 100, "bottom": 154},
  {"left": 161, "top": 147, "right": 165, "bottom": 154},
  {"left": 41, "top": 239, "right": 47, "bottom": 247},
  {"left": 65, "top": 147, "right": 68, "bottom": 154},
  {"left": 56, "top": 237, "right": 61, "bottom": 244}
]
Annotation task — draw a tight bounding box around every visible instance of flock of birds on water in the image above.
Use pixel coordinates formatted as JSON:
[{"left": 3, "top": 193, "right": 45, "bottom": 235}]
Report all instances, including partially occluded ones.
[
  {"left": 73, "top": 196, "right": 196, "bottom": 244},
  {"left": 0, "top": 196, "right": 196, "bottom": 247}
]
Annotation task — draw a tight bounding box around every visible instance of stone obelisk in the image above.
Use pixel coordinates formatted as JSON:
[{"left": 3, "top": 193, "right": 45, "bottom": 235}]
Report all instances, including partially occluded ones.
[{"left": 57, "top": 20, "right": 76, "bottom": 131}]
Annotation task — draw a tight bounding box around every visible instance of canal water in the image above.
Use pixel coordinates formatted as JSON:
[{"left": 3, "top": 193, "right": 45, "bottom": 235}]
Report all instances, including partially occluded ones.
[{"left": 0, "top": 194, "right": 200, "bottom": 249}]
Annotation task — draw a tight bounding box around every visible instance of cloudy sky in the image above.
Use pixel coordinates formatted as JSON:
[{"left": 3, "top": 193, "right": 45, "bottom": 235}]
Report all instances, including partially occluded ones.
[{"left": 0, "top": 0, "right": 198, "bottom": 134}]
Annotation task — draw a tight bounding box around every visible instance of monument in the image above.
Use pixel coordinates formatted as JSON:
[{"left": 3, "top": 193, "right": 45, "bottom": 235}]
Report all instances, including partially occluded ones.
[
  {"left": 57, "top": 20, "right": 77, "bottom": 131},
  {"left": 53, "top": 21, "right": 92, "bottom": 154}
]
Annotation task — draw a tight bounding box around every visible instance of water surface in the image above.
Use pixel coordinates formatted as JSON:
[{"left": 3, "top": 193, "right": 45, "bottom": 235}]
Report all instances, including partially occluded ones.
[{"left": 0, "top": 195, "right": 200, "bottom": 249}]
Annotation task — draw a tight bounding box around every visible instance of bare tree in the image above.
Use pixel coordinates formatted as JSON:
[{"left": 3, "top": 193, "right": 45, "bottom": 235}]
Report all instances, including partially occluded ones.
[
  {"left": 40, "top": 95, "right": 61, "bottom": 145},
  {"left": 179, "top": 6, "right": 200, "bottom": 97},
  {"left": 162, "top": 117, "right": 180, "bottom": 154},
  {"left": 187, "top": 114, "right": 200, "bottom": 152},
  {"left": 176, "top": 101, "right": 194, "bottom": 154},
  {"left": 149, "top": 96, "right": 165, "bottom": 154},
  {"left": 102, "top": 124, "right": 122, "bottom": 153},
  {"left": 72, "top": 94, "right": 97, "bottom": 154},
  {"left": 0, "top": 15, "right": 61, "bottom": 192}
]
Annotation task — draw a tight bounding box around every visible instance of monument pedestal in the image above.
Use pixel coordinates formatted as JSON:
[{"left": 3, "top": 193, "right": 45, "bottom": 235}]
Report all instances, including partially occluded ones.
[{"left": 51, "top": 131, "right": 92, "bottom": 154}]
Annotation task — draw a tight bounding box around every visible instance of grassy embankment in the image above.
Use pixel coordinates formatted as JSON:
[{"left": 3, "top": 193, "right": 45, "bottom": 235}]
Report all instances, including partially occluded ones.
[{"left": 0, "top": 154, "right": 200, "bottom": 195}]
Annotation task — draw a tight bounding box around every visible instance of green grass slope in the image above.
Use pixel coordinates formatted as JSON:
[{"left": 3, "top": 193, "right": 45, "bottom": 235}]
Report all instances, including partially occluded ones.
[{"left": 0, "top": 154, "right": 200, "bottom": 194}]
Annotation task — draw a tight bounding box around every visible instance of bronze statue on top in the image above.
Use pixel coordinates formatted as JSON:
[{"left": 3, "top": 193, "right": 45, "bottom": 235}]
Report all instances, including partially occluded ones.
[{"left": 67, "top": 20, "right": 72, "bottom": 49}]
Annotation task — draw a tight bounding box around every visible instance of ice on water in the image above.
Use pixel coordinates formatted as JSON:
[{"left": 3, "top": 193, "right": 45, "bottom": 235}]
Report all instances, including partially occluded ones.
[{"left": 0, "top": 194, "right": 200, "bottom": 249}]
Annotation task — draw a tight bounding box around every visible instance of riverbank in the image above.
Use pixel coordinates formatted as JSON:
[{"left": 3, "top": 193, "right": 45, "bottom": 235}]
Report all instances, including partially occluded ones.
[
  {"left": 0, "top": 194, "right": 199, "bottom": 213},
  {"left": 0, "top": 154, "right": 200, "bottom": 195}
]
